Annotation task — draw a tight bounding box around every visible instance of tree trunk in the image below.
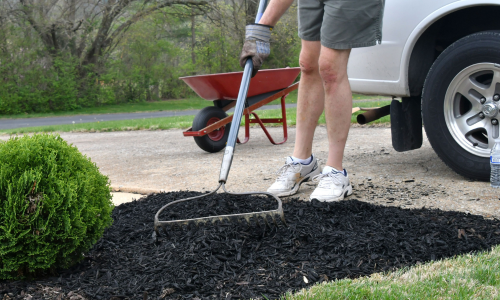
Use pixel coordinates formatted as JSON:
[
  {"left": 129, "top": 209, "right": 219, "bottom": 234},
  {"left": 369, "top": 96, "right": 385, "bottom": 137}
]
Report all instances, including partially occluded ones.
[
  {"left": 191, "top": 9, "right": 196, "bottom": 75},
  {"left": 245, "top": 0, "right": 257, "bottom": 25},
  {"left": 220, "top": 28, "right": 224, "bottom": 73},
  {"left": 69, "top": 0, "right": 76, "bottom": 22}
]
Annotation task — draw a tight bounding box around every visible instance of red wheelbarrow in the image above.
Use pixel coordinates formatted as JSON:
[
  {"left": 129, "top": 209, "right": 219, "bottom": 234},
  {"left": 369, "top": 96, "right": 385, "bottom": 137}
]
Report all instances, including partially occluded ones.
[{"left": 180, "top": 67, "right": 301, "bottom": 153}]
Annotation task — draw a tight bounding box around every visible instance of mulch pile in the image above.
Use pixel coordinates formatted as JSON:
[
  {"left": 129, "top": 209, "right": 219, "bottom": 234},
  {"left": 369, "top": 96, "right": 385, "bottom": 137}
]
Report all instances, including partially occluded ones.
[{"left": 3, "top": 192, "right": 500, "bottom": 299}]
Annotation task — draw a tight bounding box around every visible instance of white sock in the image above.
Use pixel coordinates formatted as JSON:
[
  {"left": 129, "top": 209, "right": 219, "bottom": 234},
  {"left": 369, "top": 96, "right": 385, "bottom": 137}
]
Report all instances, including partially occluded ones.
[
  {"left": 323, "top": 166, "right": 347, "bottom": 176},
  {"left": 291, "top": 155, "right": 312, "bottom": 165}
]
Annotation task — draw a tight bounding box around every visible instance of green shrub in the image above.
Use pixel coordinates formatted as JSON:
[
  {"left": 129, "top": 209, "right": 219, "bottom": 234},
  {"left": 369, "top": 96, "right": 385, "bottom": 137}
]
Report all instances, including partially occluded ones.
[{"left": 0, "top": 134, "right": 113, "bottom": 279}]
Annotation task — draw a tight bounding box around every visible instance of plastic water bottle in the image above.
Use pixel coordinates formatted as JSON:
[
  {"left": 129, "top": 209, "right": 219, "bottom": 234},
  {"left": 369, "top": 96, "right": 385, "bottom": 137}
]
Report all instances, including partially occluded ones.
[{"left": 491, "top": 140, "right": 500, "bottom": 188}]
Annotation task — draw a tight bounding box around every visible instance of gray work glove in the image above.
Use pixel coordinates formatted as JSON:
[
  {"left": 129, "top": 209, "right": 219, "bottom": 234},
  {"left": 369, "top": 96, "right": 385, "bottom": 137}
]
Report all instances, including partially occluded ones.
[{"left": 239, "top": 23, "right": 273, "bottom": 77}]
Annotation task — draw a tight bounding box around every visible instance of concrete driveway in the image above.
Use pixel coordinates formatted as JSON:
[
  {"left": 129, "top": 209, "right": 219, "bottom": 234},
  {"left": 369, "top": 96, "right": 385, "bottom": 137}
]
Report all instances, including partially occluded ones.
[{"left": 2, "top": 126, "right": 498, "bottom": 218}]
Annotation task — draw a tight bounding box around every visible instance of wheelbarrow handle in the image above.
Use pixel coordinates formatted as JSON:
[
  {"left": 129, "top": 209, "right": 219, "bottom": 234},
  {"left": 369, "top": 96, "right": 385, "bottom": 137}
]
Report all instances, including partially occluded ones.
[{"left": 219, "top": 0, "right": 268, "bottom": 183}]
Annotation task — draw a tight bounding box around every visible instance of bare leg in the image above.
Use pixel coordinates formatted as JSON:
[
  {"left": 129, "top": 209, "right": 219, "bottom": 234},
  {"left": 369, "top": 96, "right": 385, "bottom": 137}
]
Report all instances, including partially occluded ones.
[
  {"left": 318, "top": 46, "right": 352, "bottom": 170},
  {"left": 267, "top": 42, "right": 352, "bottom": 197},
  {"left": 292, "top": 40, "right": 324, "bottom": 159}
]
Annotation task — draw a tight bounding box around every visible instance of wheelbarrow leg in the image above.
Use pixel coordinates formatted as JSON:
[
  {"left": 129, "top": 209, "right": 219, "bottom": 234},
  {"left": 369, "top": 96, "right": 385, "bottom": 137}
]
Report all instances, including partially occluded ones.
[
  {"left": 247, "top": 94, "right": 288, "bottom": 145},
  {"left": 280, "top": 94, "right": 288, "bottom": 144}
]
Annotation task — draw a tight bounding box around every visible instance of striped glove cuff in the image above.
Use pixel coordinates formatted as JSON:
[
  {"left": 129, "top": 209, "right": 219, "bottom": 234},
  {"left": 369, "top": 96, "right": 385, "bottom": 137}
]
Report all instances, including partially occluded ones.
[{"left": 245, "top": 24, "right": 273, "bottom": 42}]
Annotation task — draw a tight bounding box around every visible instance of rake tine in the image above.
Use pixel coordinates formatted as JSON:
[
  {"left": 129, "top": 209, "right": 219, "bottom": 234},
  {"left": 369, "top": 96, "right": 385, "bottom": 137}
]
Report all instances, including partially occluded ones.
[
  {"left": 154, "top": 182, "right": 287, "bottom": 236},
  {"left": 273, "top": 215, "right": 279, "bottom": 227},
  {"left": 280, "top": 213, "right": 287, "bottom": 226},
  {"left": 263, "top": 216, "right": 270, "bottom": 228}
]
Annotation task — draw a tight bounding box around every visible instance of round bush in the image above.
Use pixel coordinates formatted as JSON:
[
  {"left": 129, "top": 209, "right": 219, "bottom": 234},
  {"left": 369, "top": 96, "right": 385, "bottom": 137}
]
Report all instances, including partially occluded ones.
[{"left": 0, "top": 134, "right": 113, "bottom": 279}]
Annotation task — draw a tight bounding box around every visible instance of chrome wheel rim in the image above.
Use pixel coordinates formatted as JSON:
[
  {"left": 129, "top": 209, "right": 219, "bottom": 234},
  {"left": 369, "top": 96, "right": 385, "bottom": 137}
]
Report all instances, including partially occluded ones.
[{"left": 444, "top": 63, "right": 500, "bottom": 157}]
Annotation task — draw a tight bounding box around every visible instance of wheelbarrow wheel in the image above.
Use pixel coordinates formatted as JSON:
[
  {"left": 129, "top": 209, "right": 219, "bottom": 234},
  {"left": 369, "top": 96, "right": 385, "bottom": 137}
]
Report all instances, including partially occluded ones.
[{"left": 192, "top": 106, "right": 231, "bottom": 153}]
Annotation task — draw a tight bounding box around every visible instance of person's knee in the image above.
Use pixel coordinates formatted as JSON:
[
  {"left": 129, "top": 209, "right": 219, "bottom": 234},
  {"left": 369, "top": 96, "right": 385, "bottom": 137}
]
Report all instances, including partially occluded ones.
[
  {"left": 318, "top": 60, "right": 346, "bottom": 86},
  {"left": 299, "top": 40, "right": 321, "bottom": 76},
  {"left": 299, "top": 56, "right": 319, "bottom": 76},
  {"left": 318, "top": 48, "right": 350, "bottom": 86}
]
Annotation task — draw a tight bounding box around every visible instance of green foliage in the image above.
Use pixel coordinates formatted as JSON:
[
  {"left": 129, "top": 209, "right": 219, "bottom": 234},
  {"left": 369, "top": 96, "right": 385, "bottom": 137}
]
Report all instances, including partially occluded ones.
[
  {"left": 0, "top": 1, "right": 301, "bottom": 115},
  {"left": 267, "top": 5, "right": 301, "bottom": 69},
  {"left": 0, "top": 55, "right": 88, "bottom": 114},
  {"left": 0, "top": 134, "right": 113, "bottom": 279},
  {"left": 0, "top": 25, "right": 86, "bottom": 114},
  {"left": 107, "top": 38, "right": 192, "bottom": 102}
]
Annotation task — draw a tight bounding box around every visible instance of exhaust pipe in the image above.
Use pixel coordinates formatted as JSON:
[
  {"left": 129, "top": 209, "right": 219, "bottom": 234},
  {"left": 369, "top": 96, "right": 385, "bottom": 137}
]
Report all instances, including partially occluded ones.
[{"left": 356, "top": 105, "right": 391, "bottom": 125}]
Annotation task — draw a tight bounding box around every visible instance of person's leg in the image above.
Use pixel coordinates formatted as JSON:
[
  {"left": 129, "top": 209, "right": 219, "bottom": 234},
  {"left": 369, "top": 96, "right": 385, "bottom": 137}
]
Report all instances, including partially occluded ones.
[
  {"left": 318, "top": 46, "right": 352, "bottom": 170},
  {"left": 308, "top": 46, "right": 353, "bottom": 202},
  {"left": 266, "top": 40, "right": 323, "bottom": 197},
  {"left": 292, "top": 40, "right": 325, "bottom": 160}
]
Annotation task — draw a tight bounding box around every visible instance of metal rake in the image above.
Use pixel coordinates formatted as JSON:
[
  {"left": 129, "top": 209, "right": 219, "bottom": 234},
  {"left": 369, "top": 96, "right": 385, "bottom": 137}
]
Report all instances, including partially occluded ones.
[{"left": 154, "top": 0, "right": 286, "bottom": 234}]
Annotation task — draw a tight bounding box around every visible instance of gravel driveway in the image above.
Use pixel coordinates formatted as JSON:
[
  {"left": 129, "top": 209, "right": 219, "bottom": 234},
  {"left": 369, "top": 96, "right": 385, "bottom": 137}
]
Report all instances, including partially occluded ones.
[{"left": 3, "top": 126, "right": 498, "bottom": 219}]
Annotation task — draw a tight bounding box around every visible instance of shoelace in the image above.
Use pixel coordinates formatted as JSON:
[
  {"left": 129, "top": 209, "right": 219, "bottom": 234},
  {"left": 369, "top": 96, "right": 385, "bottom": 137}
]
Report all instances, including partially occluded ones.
[
  {"left": 275, "top": 162, "right": 302, "bottom": 183},
  {"left": 312, "top": 171, "right": 344, "bottom": 188}
]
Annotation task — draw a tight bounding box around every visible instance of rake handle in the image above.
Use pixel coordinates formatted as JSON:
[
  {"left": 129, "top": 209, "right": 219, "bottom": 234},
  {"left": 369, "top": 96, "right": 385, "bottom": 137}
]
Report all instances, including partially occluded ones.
[{"left": 219, "top": 0, "right": 268, "bottom": 183}]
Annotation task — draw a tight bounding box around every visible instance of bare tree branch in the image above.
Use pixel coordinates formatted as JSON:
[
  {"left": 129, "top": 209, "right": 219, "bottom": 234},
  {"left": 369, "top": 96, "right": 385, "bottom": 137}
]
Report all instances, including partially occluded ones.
[
  {"left": 2, "top": 0, "right": 211, "bottom": 82},
  {"left": 72, "top": 19, "right": 84, "bottom": 32},
  {"left": 107, "top": 0, "right": 206, "bottom": 49}
]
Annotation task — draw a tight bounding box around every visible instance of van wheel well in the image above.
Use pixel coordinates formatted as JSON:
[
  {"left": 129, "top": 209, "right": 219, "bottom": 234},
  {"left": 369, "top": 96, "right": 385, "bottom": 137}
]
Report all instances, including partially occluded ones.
[{"left": 408, "top": 6, "right": 500, "bottom": 97}]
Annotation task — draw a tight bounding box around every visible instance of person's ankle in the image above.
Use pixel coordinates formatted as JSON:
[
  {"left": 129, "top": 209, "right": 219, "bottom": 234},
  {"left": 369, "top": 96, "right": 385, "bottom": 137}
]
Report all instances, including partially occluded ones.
[
  {"left": 323, "top": 165, "right": 346, "bottom": 176},
  {"left": 291, "top": 154, "right": 313, "bottom": 165}
]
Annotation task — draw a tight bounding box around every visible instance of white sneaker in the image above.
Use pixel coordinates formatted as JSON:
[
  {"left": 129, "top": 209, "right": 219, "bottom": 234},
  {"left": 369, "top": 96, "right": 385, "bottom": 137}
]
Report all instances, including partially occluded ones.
[
  {"left": 309, "top": 167, "right": 353, "bottom": 202},
  {"left": 267, "top": 155, "right": 321, "bottom": 197}
]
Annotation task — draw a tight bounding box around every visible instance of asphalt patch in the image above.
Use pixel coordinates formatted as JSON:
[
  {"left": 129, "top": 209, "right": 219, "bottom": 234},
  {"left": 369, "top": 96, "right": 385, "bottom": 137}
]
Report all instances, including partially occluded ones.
[{"left": 3, "top": 192, "right": 500, "bottom": 299}]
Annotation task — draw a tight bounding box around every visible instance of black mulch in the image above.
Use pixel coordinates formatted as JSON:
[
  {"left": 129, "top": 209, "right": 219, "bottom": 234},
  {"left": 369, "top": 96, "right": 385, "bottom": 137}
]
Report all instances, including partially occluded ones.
[{"left": 3, "top": 192, "right": 500, "bottom": 300}]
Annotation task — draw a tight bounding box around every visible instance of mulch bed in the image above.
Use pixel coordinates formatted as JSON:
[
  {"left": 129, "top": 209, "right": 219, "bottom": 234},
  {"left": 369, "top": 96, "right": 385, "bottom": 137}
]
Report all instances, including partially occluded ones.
[{"left": 3, "top": 192, "right": 500, "bottom": 300}]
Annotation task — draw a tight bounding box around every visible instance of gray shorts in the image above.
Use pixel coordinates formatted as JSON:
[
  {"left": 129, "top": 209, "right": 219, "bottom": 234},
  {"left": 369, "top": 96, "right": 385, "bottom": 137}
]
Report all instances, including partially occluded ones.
[{"left": 298, "top": 0, "right": 385, "bottom": 49}]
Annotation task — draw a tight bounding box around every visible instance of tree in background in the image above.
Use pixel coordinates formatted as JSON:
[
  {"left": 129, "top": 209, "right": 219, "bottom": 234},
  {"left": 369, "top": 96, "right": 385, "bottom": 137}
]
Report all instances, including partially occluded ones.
[
  {"left": 0, "top": 0, "right": 299, "bottom": 114},
  {"left": 107, "top": 11, "right": 193, "bottom": 102},
  {"left": 267, "top": 5, "right": 300, "bottom": 69},
  {"left": 3, "top": 0, "right": 208, "bottom": 71},
  {"left": 0, "top": 0, "right": 208, "bottom": 112}
]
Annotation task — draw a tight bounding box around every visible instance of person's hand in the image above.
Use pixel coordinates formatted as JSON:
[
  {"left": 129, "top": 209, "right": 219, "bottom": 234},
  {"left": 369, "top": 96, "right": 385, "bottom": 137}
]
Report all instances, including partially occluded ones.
[{"left": 239, "top": 24, "right": 273, "bottom": 77}]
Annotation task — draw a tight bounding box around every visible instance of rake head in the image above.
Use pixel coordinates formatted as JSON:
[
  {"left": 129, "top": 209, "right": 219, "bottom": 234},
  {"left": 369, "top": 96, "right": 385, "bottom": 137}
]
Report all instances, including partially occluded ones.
[{"left": 154, "top": 183, "right": 286, "bottom": 233}]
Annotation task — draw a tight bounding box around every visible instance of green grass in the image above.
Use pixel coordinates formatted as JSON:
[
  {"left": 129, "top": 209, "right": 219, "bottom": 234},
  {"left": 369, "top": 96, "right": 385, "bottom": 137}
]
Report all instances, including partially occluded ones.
[
  {"left": 0, "top": 116, "right": 196, "bottom": 135},
  {"left": 284, "top": 245, "right": 500, "bottom": 300},
  {"left": 0, "top": 91, "right": 388, "bottom": 120},
  {"left": 0, "top": 100, "right": 391, "bottom": 135},
  {"left": 265, "top": 91, "right": 389, "bottom": 105},
  {"left": 0, "top": 97, "right": 210, "bottom": 120}
]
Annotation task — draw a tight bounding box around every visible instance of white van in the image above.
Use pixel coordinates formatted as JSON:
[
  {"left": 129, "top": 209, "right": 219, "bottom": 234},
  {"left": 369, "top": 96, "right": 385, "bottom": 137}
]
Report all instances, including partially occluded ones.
[{"left": 349, "top": 0, "right": 500, "bottom": 180}]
